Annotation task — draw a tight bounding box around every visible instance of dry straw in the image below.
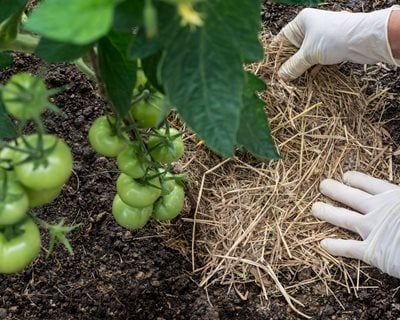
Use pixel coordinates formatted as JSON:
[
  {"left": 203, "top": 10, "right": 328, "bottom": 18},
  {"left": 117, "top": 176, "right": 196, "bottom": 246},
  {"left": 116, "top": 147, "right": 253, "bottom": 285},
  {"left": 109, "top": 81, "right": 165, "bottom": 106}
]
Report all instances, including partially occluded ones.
[{"left": 155, "top": 32, "right": 399, "bottom": 318}]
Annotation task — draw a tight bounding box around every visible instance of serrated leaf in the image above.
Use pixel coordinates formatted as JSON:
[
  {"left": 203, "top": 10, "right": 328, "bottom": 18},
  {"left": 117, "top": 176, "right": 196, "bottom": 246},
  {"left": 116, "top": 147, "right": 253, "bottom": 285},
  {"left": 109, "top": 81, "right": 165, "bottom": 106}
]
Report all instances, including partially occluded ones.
[
  {"left": 113, "top": 0, "right": 145, "bottom": 31},
  {"left": 237, "top": 73, "right": 280, "bottom": 159},
  {"left": 160, "top": 0, "right": 264, "bottom": 157},
  {"left": 24, "top": 0, "right": 115, "bottom": 45},
  {"left": 97, "top": 30, "right": 137, "bottom": 118},
  {"left": 35, "top": 38, "right": 93, "bottom": 63},
  {"left": 0, "top": 99, "right": 16, "bottom": 140},
  {"left": 0, "top": 0, "right": 28, "bottom": 23},
  {"left": 0, "top": 52, "right": 13, "bottom": 69}
]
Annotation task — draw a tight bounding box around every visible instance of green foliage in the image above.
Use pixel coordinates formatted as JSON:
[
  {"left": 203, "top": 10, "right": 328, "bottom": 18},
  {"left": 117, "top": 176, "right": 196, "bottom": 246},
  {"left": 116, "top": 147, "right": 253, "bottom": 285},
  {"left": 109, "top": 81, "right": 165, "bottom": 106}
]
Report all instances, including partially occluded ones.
[
  {"left": 0, "top": 99, "right": 16, "bottom": 140},
  {"left": 24, "top": 0, "right": 116, "bottom": 45},
  {"left": 35, "top": 38, "right": 93, "bottom": 63},
  {"left": 238, "top": 73, "right": 280, "bottom": 159},
  {"left": 1, "top": 0, "right": 281, "bottom": 159},
  {"left": 0, "top": 0, "right": 28, "bottom": 23},
  {"left": 0, "top": 52, "right": 13, "bottom": 69},
  {"left": 97, "top": 31, "right": 137, "bottom": 118}
]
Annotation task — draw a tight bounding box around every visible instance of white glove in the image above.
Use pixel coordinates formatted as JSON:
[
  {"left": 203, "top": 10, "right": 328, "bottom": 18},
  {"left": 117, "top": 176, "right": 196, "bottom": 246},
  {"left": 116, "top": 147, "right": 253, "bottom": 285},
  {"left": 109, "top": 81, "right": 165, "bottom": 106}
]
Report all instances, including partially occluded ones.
[
  {"left": 278, "top": 6, "right": 400, "bottom": 81},
  {"left": 312, "top": 171, "right": 400, "bottom": 279}
]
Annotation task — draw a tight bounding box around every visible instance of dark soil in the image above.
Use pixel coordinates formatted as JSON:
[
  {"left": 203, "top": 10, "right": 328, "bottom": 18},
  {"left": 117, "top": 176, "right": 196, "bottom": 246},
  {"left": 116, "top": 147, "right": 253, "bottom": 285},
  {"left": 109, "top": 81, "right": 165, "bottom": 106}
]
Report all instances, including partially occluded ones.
[{"left": 1, "top": 1, "right": 400, "bottom": 319}]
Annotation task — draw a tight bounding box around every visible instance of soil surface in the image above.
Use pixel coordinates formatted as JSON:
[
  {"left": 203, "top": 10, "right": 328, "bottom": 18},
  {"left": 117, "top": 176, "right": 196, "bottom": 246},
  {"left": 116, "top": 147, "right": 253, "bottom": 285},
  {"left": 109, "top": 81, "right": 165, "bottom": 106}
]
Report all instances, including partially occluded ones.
[{"left": 1, "top": 1, "right": 400, "bottom": 319}]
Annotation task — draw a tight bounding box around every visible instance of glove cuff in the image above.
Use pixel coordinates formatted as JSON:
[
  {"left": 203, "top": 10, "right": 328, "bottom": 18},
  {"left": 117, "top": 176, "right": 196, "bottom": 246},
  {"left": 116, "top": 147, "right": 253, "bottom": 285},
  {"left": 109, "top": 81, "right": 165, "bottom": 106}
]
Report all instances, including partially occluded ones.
[{"left": 385, "top": 5, "right": 400, "bottom": 66}]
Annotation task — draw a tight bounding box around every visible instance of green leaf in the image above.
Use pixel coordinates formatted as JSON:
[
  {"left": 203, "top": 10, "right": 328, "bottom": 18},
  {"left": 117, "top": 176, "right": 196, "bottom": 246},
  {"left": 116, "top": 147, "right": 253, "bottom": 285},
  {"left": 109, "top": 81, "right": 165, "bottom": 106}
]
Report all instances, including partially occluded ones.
[
  {"left": 35, "top": 38, "right": 93, "bottom": 63},
  {"left": 130, "top": 2, "right": 178, "bottom": 59},
  {"left": 97, "top": 30, "right": 137, "bottom": 118},
  {"left": 24, "top": 0, "right": 115, "bottom": 45},
  {"left": 237, "top": 73, "right": 280, "bottom": 160},
  {"left": 141, "top": 51, "right": 164, "bottom": 93},
  {"left": 0, "top": 0, "right": 28, "bottom": 23},
  {"left": 0, "top": 52, "right": 13, "bottom": 69},
  {"left": 160, "top": 0, "right": 264, "bottom": 157},
  {"left": 113, "top": 0, "right": 144, "bottom": 31},
  {"left": 0, "top": 99, "right": 16, "bottom": 140}
]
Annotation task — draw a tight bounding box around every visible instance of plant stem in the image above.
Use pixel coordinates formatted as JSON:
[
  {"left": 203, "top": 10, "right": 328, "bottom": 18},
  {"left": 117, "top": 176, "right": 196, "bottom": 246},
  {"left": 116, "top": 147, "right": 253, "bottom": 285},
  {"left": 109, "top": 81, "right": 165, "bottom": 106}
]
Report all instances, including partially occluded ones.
[
  {"left": 0, "top": 33, "right": 39, "bottom": 53},
  {"left": 74, "top": 58, "right": 96, "bottom": 81}
]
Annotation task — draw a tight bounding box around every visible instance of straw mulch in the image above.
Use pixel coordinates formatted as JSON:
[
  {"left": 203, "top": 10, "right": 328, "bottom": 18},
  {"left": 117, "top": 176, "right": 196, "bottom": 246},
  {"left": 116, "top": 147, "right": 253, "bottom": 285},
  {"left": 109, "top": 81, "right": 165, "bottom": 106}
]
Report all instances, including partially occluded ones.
[{"left": 157, "top": 32, "right": 399, "bottom": 318}]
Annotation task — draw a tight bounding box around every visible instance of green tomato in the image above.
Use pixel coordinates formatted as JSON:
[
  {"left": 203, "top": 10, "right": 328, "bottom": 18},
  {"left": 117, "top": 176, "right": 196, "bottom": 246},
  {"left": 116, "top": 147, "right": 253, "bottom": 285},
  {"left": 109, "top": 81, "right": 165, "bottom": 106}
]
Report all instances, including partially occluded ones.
[
  {"left": 112, "top": 194, "right": 152, "bottom": 230},
  {"left": 13, "top": 134, "right": 73, "bottom": 190},
  {"left": 116, "top": 143, "right": 149, "bottom": 179},
  {"left": 0, "top": 142, "right": 16, "bottom": 170},
  {"left": 130, "top": 94, "right": 164, "bottom": 129},
  {"left": 0, "top": 179, "right": 29, "bottom": 225},
  {"left": 0, "top": 217, "right": 41, "bottom": 274},
  {"left": 88, "top": 115, "right": 127, "bottom": 157},
  {"left": 116, "top": 173, "right": 161, "bottom": 208},
  {"left": 2, "top": 72, "right": 48, "bottom": 120},
  {"left": 24, "top": 184, "right": 63, "bottom": 208},
  {"left": 147, "top": 128, "right": 184, "bottom": 163},
  {"left": 158, "top": 169, "right": 175, "bottom": 196},
  {"left": 153, "top": 182, "right": 184, "bottom": 221}
]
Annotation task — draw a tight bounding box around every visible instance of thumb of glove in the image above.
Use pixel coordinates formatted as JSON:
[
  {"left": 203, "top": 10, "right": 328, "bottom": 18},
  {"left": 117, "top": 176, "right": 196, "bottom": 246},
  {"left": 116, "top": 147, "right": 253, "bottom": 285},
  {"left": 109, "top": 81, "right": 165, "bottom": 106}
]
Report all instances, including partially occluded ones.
[{"left": 278, "top": 49, "right": 313, "bottom": 81}]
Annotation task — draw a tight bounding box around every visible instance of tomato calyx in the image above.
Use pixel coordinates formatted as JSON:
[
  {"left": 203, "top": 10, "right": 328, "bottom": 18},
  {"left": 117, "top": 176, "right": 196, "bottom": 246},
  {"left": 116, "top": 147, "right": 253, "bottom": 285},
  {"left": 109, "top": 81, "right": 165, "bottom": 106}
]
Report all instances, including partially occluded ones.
[
  {"left": 32, "top": 214, "right": 81, "bottom": 259},
  {"left": 0, "top": 216, "right": 29, "bottom": 241}
]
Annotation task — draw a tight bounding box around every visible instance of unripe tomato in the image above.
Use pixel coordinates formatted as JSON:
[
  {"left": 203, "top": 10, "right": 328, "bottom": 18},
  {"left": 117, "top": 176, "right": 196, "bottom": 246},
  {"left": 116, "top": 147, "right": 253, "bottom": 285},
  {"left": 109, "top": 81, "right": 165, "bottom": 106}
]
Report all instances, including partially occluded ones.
[
  {"left": 147, "top": 128, "right": 184, "bottom": 163},
  {"left": 116, "top": 143, "right": 149, "bottom": 179},
  {"left": 2, "top": 72, "right": 48, "bottom": 120},
  {"left": 24, "top": 184, "right": 63, "bottom": 208},
  {"left": 112, "top": 194, "right": 152, "bottom": 229},
  {"left": 116, "top": 173, "right": 161, "bottom": 208},
  {"left": 153, "top": 182, "right": 184, "bottom": 221},
  {"left": 88, "top": 116, "right": 127, "bottom": 157},
  {"left": 0, "top": 179, "right": 29, "bottom": 225},
  {"left": 0, "top": 217, "right": 41, "bottom": 274},
  {"left": 13, "top": 134, "right": 73, "bottom": 190},
  {"left": 130, "top": 93, "right": 164, "bottom": 129}
]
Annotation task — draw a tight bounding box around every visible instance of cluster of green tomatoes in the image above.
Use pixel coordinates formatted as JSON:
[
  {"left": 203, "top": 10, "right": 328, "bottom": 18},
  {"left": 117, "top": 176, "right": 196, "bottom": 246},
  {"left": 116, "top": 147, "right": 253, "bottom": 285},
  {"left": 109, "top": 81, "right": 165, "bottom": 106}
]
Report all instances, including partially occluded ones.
[
  {"left": 88, "top": 70, "right": 186, "bottom": 230},
  {"left": 0, "top": 72, "right": 74, "bottom": 273}
]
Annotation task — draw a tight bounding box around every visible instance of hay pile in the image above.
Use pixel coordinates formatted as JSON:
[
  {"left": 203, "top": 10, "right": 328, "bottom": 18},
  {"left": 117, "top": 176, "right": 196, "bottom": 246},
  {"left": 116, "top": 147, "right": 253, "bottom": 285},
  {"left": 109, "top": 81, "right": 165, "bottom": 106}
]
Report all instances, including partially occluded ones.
[{"left": 158, "top": 32, "right": 398, "bottom": 317}]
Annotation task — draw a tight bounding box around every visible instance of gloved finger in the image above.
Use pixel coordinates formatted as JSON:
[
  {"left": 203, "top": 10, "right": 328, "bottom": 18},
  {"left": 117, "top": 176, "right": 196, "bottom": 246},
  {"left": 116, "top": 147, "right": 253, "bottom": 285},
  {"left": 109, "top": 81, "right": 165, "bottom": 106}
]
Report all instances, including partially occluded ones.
[
  {"left": 319, "top": 179, "right": 373, "bottom": 214},
  {"left": 278, "top": 49, "right": 313, "bottom": 81},
  {"left": 280, "top": 13, "right": 305, "bottom": 48},
  {"left": 343, "top": 171, "right": 400, "bottom": 195},
  {"left": 320, "top": 238, "right": 366, "bottom": 261},
  {"left": 312, "top": 202, "right": 369, "bottom": 238}
]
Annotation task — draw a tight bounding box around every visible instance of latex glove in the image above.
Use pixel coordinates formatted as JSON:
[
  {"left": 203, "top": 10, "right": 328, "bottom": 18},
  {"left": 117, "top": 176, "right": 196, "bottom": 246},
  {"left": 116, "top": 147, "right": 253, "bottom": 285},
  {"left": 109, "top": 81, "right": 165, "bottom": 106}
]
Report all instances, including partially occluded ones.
[
  {"left": 312, "top": 171, "right": 400, "bottom": 279},
  {"left": 278, "top": 6, "right": 400, "bottom": 81}
]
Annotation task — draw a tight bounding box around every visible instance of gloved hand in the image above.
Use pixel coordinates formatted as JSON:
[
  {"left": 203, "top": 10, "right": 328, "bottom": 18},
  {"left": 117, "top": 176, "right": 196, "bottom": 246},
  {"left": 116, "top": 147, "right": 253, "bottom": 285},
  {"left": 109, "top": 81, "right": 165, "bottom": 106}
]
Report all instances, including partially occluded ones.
[
  {"left": 278, "top": 6, "right": 400, "bottom": 81},
  {"left": 312, "top": 171, "right": 400, "bottom": 279}
]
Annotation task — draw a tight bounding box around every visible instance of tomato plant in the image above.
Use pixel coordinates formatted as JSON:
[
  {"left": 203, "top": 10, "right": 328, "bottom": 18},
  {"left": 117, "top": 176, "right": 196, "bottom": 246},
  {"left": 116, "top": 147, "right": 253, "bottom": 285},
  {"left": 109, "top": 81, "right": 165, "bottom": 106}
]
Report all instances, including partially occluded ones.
[
  {"left": 153, "top": 182, "right": 185, "bottom": 221},
  {"left": 13, "top": 134, "right": 73, "bottom": 190},
  {"left": 0, "top": 0, "right": 310, "bottom": 273},
  {"left": 147, "top": 128, "right": 184, "bottom": 163},
  {"left": 88, "top": 115, "right": 127, "bottom": 157},
  {"left": 112, "top": 194, "right": 153, "bottom": 229},
  {"left": 0, "top": 217, "right": 41, "bottom": 274},
  {"left": 116, "top": 172, "right": 161, "bottom": 208}
]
